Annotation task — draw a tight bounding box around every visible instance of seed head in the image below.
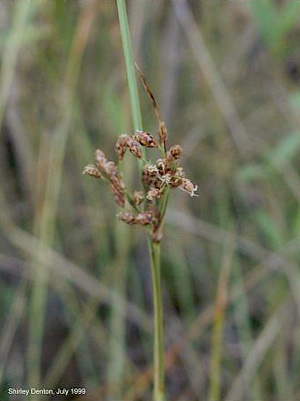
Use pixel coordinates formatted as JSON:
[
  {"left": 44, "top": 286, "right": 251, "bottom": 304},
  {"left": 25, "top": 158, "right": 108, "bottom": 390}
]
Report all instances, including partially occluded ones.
[
  {"left": 136, "top": 212, "right": 153, "bottom": 226},
  {"left": 132, "top": 191, "right": 144, "bottom": 205},
  {"left": 82, "top": 164, "right": 102, "bottom": 179},
  {"left": 180, "top": 178, "right": 198, "bottom": 197},
  {"left": 170, "top": 167, "right": 185, "bottom": 188},
  {"left": 95, "top": 149, "right": 107, "bottom": 171},
  {"left": 156, "top": 159, "right": 166, "bottom": 175},
  {"left": 159, "top": 121, "right": 168, "bottom": 145},
  {"left": 118, "top": 212, "right": 137, "bottom": 225},
  {"left": 115, "top": 134, "right": 129, "bottom": 160},
  {"left": 127, "top": 137, "right": 142, "bottom": 159},
  {"left": 147, "top": 188, "right": 160, "bottom": 202},
  {"left": 144, "top": 164, "right": 159, "bottom": 177},
  {"left": 133, "top": 130, "right": 158, "bottom": 148},
  {"left": 169, "top": 144, "right": 182, "bottom": 160}
]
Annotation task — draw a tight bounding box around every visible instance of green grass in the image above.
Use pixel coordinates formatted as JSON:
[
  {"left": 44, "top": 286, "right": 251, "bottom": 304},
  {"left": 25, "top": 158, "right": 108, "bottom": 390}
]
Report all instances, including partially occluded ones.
[{"left": 0, "top": 1, "right": 300, "bottom": 400}]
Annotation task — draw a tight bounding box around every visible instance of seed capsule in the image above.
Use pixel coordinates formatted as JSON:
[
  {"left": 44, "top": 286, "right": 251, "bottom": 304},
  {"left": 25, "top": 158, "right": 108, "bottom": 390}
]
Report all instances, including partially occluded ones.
[
  {"left": 82, "top": 164, "right": 102, "bottom": 179},
  {"left": 133, "top": 130, "right": 158, "bottom": 148},
  {"left": 115, "top": 134, "right": 129, "bottom": 160},
  {"left": 127, "top": 137, "right": 142, "bottom": 159}
]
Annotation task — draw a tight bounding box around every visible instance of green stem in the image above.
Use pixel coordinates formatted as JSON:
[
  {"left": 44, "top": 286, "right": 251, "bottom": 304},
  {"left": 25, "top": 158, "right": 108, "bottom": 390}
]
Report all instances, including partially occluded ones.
[
  {"left": 150, "top": 241, "right": 165, "bottom": 401},
  {"left": 116, "top": 0, "right": 142, "bottom": 132},
  {"left": 116, "top": 3, "right": 165, "bottom": 399}
]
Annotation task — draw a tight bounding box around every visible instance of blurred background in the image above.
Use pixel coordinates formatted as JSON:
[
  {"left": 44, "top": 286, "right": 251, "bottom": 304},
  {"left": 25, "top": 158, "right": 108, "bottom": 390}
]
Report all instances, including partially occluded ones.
[{"left": 0, "top": 0, "right": 300, "bottom": 400}]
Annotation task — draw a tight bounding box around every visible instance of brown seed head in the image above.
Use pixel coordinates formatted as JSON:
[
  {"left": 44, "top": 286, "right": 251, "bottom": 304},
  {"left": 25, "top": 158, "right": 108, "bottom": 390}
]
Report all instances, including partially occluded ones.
[
  {"left": 127, "top": 137, "right": 142, "bottom": 159},
  {"left": 110, "top": 184, "right": 125, "bottom": 207},
  {"left": 181, "top": 178, "right": 198, "bottom": 197},
  {"left": 133, "top": 130, "right": 158, "bottom": 148},
  {"left": 144, "top": 164, "right": 159, "bottom": 177},
  {"left": 118, "top": 212, "right": 137, "bottom": 225},
  {"left": 136, "top": 212, "right": 153, "bottom": 226},
  {"left": 159, "top": 121, "right": 168, "bottom": 145},
  {"left": 82, "top": 164, "right": 102, "bottom": 179},
  {"left": 146, "top": 188, "right": 160, "bottom": 202},
  {"left": 169, "top": 144, "right": 182, "bottom": 160},
  {"left": 115, "top": 134, "right": 129, "bottom": 160},
  {"left": 103, "top": 161, "right": 125, "bottom": 191},
  {"left": 170, "top": 167, "right": 185, "bottom": 188},
  {"left": 156, "top": 159, "right": 166, "bottom": 175},
  {"left": 95, "top": 149, "right": 107, "bottom": 170},
  {"left": 132, "top": 191, "right": 144, "bottom": 205}
]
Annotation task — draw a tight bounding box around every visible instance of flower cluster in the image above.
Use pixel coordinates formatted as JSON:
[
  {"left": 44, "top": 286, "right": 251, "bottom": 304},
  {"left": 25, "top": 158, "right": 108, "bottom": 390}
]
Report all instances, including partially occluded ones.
[{"left": 83, "top": 127, "right": 197, "bottom": 241}]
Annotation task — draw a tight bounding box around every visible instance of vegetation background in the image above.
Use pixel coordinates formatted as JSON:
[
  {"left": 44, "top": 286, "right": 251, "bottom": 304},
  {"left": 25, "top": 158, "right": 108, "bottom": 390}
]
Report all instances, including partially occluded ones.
[{"left": 0, "top": 0, "right": 300, "bottom": 400}]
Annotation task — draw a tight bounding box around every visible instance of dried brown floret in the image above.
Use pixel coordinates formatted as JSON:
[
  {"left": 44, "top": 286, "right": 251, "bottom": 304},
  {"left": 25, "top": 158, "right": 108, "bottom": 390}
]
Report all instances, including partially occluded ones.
[
  {"left": 132, "top": 191, "right": 144, "bottom": 205},
  {"left": 169, "top": 145, "right": 182, "bottom": 160},
  {"left": 95, "top": 149, "right": 107, "bottom": 171},
  {"left": 115, "top": 134, "right": 129, "bottom": 160},
  {"left": 110, "top": 184, "right": 125, "bottom": 207},
  {"left": 142, "top": 164, "right": 159, "bottom": 187},
  {"left": 82, "top": 164, "right": 102, "bottom": 179},
  {"left": 147, "top": 188, "right": 160, "bottom": 202},
  {"left": 136, "top": 212, "right": 153, "bottom": 226},
  {"left": 144, "top": 164, "right": 159, "bottom": 177},
  {"left": 170, "top": 167, "right": 185, "bottom": 188},
  {"left": 133, "top": 130, "right": 158, "bottom": 148},
  {"left": 104, "top": 161, "right": 125, "bottom": 191},
  {"left": 156, "top": 159, "right": 166, "bottom": 175},
  {"left": 127, "top": 137, "right": 142, "bottom": 159},
  {"left": 118, "top": 212, "right": 137, "bottom": 225},
  {"left": 159, "top": 121, "right": 168, "bottom": 146},
  {"left": 180, "top": 178, "right": 198, "bottom": 197}
]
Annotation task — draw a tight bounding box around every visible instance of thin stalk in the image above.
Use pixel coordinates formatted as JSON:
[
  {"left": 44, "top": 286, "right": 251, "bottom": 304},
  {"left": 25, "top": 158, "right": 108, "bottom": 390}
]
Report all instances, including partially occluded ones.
[
  {"left": 150, "top": 241, "right": 165, "bottom": 401},
  {"left": 116, "top": 0, "right": 142, "bottom": 132},
  {"left": 116, "top": 2, "right": 165, "bottom": 400}
]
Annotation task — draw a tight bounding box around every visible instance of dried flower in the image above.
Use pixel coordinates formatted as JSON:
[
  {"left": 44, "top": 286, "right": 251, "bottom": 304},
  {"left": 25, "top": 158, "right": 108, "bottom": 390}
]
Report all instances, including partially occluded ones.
[
  {"left": 132, "top": 191, "right": 144, "bottom": 205},
  {"left": 142, "top": 164, "right": 159, "bottom": 187},
  {"left": 127, "top": 137, "right": 142, "bottom": 159},
  {"left": 136, "top": 212, "right": 153, "bottom": 226},
  {"left": 115, "top": 134, "right": 129, "bottom": 160},
  {"left": 118, "top": 212, "right": 136, "bottom": 225},
  {"left": 170, "top": 167, "right": 185, "bottom": 188},
  {"left": 104, "top": 161, "right": 125, "bottom": 191},
  {"left": 169, "top": 145, "right": 182, "bottom": 160},
  {"left": 110, "top": 184, "right": 125, "bottom": 207},
  {"left": 180, "top": 178, "right": 198, "bottom": 197},
  {"left": 133, "top": 130, "right": 158, "bottom": 148},
  {"left": 147, "top": 188, "right": 160, "bottom": 202},
  {"left": 95, "top": 149, "right": 107, "bottom": 171},
  {"left": 82, "top": 164, "right": 102, "bottom": 179},
  {"left": 159, "top": 121, "right": 168, "bottom": 145},
  {"left": 156, "top": 159, "right": 166, "bottom": 175}
]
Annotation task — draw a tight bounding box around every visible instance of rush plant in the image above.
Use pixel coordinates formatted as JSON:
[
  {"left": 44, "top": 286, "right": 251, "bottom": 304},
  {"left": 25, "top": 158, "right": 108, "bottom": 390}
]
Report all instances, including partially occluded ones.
[{"left": 83, "top": 3, "right": 197, "bottom": 400}]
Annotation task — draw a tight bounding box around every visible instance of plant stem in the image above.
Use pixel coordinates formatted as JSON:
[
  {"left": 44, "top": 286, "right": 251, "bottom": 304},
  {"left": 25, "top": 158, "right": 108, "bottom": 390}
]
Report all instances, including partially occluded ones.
[
  {"left": 116, "top": 2, "right": 165, "bottom": 399},
  {"left": 150, "top": 241, "right": 165, "bottom": 401},
  {"left": 116, "top": 0, "right": 142, "bottom": 132}
]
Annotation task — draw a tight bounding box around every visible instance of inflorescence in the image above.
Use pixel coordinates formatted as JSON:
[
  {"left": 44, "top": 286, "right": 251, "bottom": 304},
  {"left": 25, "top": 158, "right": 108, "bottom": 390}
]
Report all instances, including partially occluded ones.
[
  {"left": 83, "top": 128, "right": 197, "bottom": 242},
  {"left": 83, "top": 66, "right": 197, "bottom": 242}
]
